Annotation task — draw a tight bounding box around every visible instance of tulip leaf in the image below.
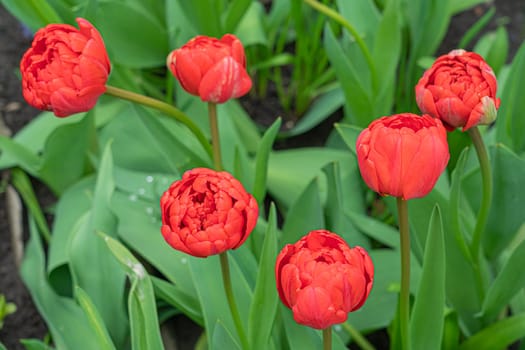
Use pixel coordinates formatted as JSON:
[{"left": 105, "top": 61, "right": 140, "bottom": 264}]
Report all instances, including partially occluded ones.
[
  {"left": 21, "top": 219, "right": 100, "bottom": 350},
  {"left": 248, "top": 204, "right": 279, "bottom": 350},
  {"left": 410, "top": 205, "right": 446, "bottom": 350},
  {"left": 473, "top": 26, "right": 509, "bottom": 76},
  {"left": 18, "top": 339, "right": 54, "bottom": 350},
  {"left": 1, "top": 0, "right": 62, "bottom": 31},
  {"left": 253, "top": 118, "right": 281, "bottom": 204},
  {"left": 281, "top": 177, "right": 324, "bottom": 245},
  {"left": 177, "top": 0, "right": 222, "bottom": 36},
  {"left": 151, "top": 276, "right": 203, "bottom": 326},
  {"left": 323, "top": 25, "right": 373, "bottom": 127},
  {"left": 95, "top": 2, "right": 168, "bottom": 68},
  {"left": 100, "top": 233, "right": 164, "bottom": 350},
  {"left": 496, "top": 41, "right": 525, "bottom": 152},
  {"left": 67, "top": 143, "right": 128, "bottom": 348},
  {"left": 482, "top": 144, "right": 525, "bottom": 259},
  {"left": 73, "top": 286, "right": 116, "bottom": 350},
  {"left": 480, "top": 236, "right": 525, "bottom": 322},
  {"left": 459, "top": 313, "right": 525, "bottom": 350},
  {"left": 346, "top": 211, "right": 399, "bottom": 249},
  {"left": 211, "top": 320, "right": 241, "bottom": 350},
  {"left": 39, "top": 112, "right": 94, "bottom": 194},
  {"left": 223, "top": 0, "right": 252, "bottom": 33},
  {"left": 0, "top": 135, "right": 41, "bottom": 175}
]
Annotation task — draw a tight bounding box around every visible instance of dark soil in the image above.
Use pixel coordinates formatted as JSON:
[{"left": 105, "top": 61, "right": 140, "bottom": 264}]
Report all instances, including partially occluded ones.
[{"left": 0, "top": 1, "right": 523, "bottom": 349}]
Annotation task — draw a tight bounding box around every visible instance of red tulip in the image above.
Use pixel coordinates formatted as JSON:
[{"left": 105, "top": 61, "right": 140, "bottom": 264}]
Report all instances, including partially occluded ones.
[
  {"left": 356, "top": 113, "right": 449, "bottom": 200},
  {"left": 275, "top": 230, "right": 374, "bottom": 330},
  {"left": 20, "top": 18, "right": 110, "bottom": 117},
  {"left": 160, "top": 168, "right": 258, "bottom": 257},
  {"left": 167, "top": 34, "right": 252, "bottom": 103},
  {"left": 416, "top": 49, "right": 500, "bottom": 131}
]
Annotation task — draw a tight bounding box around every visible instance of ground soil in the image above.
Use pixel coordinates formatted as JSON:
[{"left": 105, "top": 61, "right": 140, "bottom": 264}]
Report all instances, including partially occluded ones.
[{"left": 0, "top": 1, "right": 523, "bottom": 349}]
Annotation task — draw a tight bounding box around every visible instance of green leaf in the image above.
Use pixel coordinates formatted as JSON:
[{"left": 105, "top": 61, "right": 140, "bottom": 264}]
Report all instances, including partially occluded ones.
[
  {"left": 39, "top": 113, "right": 94, "bottom": 194},
  {"left": 211, "top": 320, "right": 241, "bottom": 350},
  {"left": 74, "top": 286, "right": 116, "bottom": 350},
  {"left": 334, "top": 123, "right": 363, "bottom": 156},
  {"left": 1, "top": 0, "right": 62, "bottom": 31},
  {"left": 151, "top": 276, "right": 203, "bottom": 326},
  {"left": 481, "top": 237, "right": 525, "bottom": 321},
  {"left": 223, "top": 0, "right": 252, "bottom": 33},
  {"left": 67, "top": 143, "right": 128, "bottom": 348},
  {"left": 248, "top": 204, "right": 279, "bottom": 350},
  {"left": 281, "top": 89, "right": 345, "bottom": 138},
  {"left": 323, "top": 25, "right": 373, "bottom": 127},
  {"left": 410, "top": 206, "right": 446, "bottom": 350},
  {"left": 21, "top": 219, "right": 100, "bottom": 350},
  {"left": 459, "top": 313, "right": 525, "bottom": 350},
  {"left": 101, "top": 233, "right": 165, "bottom": 350},
  {"left": 281, "top": 178, "right": 324, "bottom": 245},
  {"left": 483, "top": 145, "right": 525, "bottom": 259},
  {"left": 496, "top": 41, "right": 525, "bottom": 151},
  {"left": 372, "top": 0, "right": 401, "bottom": 113},
  {"left": 19, "top": 339, "right": 54, "bottom": 350},
  {"left": 0, "top": 136, "right": 40, "bottom": 175},
  {"left": 346, "top": 211, "right": 399, "bottom": 249},
  {"left": 473, "top": 26, "right": 509, "bottom": 75},
  {"left": 177, "top": 0, "right": 222, "bottom": 36},
  {"left": 253, "top": 118, "right": 281, "bottom": 204},
  {"left": 95, "top": 2, "right": 168, "bottom": 68}
]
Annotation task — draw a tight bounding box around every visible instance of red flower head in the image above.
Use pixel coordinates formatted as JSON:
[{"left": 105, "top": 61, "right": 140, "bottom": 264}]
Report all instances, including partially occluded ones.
[
  {"left": 415, "top": 49, "right": 500, "bottom": 131},
  {"left": 167, "top": 34, "right": 252, "bottom": 103},
  {"left": 20, "top": 18, "right": 111, "bottom": 117},
  {"left": 356, "top": 113, "right": 450, "bottom": 200},
  {"left": 275, "top": 230, "right": 374, "bottom": 330},
  {"left": 160, "top": 168, "right": 259, "bottom": 258}
]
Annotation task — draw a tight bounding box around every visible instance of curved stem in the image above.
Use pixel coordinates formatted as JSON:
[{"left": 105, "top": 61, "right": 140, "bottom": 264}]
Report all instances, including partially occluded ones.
[
  {"left": 396, "top": 197, "right": 411, "bottom": 350},
  {"left": 303, "top": 0, "right": 377, "bottom": 91},
  {"left": 208, "top": 103, "right": 223, "bottom": 171},
  {"left": 468, "top": 126, "right": 492, "bottom": 299},
  {"left": 104, "top": 85, "right": 213, "bottom": 159},
  {"left": 220, "top": 252, "right": 248, "bottom": 350},
  {"left": 323, "top": 327, "right": 332, "bottom": 350},
  {"left": 342, "top": 322, "right": 376, "bottom": 350}
]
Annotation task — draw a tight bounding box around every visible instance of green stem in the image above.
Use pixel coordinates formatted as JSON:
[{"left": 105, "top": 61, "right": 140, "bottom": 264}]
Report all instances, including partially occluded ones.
[
  {"left": 220, "top": 252, "right": 248, "bottom": 350},
  {"left": 303, "top": 0, "right": 377, "bottom": 92},
  {"left": 396, "top": 197, "right": 411, "bottom": 350},
  {"left": 104, "top": 85, "right": 213, "bottom": 159},
  {"left": 467, "top": 126, "right": 492, "bottom": 298},
  {"left": 323, "top": 327, "right": 332, "bottom": 350},
  {"left": 342, "top": 322, "right": 376, "bottom": 350},
  {"left": 208, "top": 103, "right": 223, "bottom": 171}
]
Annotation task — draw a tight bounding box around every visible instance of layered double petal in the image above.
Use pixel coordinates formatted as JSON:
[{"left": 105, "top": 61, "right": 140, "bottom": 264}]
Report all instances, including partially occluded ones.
[
  {"left": 160, "top": 168, "right": 258, "bottom": 257},
  {"left": 416, "top": 49, "right": 500, "bottom": 131},
  {"left": 275, "top": 230, "right": 374, "bottom": 329},
  {"left": 167, "top": 34, "right": 252, "bottom": 103},
  {"left": 356, "top": 113, "right": 450, "bottom": 200},
  {"left": 20, "top": 18, "right": 110, "bottom": 117}
]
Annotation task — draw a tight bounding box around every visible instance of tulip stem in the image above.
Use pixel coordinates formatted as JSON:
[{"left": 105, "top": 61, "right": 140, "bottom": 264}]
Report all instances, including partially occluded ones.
[
  {"left": 342, "top": 322, "right": 376, "bottom": 350},
  {"left": 208, "top": 103, "right": 223, "bottom": 171},
  {"left": 396, "top": 197, "right": 411, "bottom": 350},
  {"left": 468, "top": 126, "right": 492, "bottom": 298},
  {"left": 323, "top": 327, "right": 332, "bottom": 350},
  {"left": 303, "top": 0, "right": 377, "bottom": 92},
  {"left": 220, "top": 252, "right": 248, "bottom": 350},
  {"left": 104, "top": 85, "right": 213, "bottom": 159}
]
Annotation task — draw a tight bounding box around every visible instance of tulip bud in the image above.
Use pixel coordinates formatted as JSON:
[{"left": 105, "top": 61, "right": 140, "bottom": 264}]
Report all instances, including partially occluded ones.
[
  {"left": 415, "top": 49, "right": 500, "bottom": 131},
  {"left": 275, "top": 230, "right": 374, "bottom": 330},
  {"left": 356, "top": 113, "right": 450, "bottom": 200},
  {"left": 167, "top": 34, "right": 252, "bottom": 103},
  {"left": 20, "top": 18, "right": 110, "bottom": 117},
  {"left": 160, "top": 168, "right": 259, "bottom": 257}
]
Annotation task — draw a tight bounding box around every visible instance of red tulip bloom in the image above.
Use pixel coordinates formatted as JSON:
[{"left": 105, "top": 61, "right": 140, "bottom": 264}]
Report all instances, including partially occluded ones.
[
  {"left": 167, "top": 34, "right": 252, "bottom": 103},
  {"left": 356, "top": 113, "right": 449, "bottom": 200},
  {"left": 20, "top": 18, "right": 110, "bottom": 117},
  {"left": 275, "top": 230, "right": 374, "bottom": 330},
  {"left": 160, "top": 168, "right": 258, "bottom": 257},
  {"left": 416, "top": 49, "right": 500, "bottom": 131}
]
